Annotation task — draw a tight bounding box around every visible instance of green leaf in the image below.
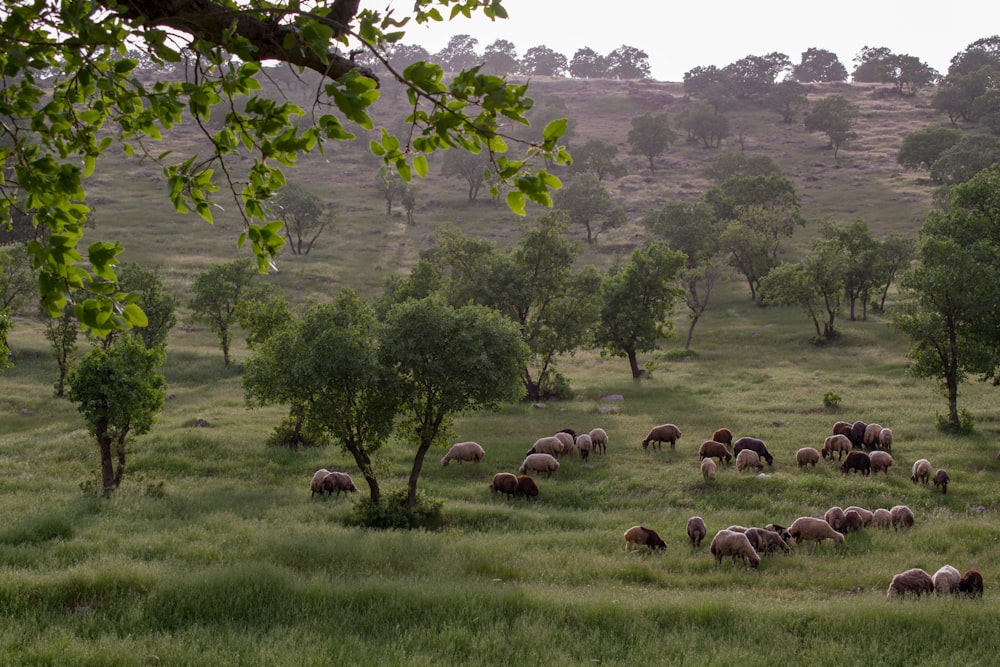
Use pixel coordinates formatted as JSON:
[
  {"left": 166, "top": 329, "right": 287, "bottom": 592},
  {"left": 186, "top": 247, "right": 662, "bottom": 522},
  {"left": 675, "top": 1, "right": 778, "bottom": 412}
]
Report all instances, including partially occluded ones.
[
  {"left": 413, "top": 155, "right": 428, "bottom": 178},
  {"left": 506, "top": 191, "right": 526, "bottom": 216}
]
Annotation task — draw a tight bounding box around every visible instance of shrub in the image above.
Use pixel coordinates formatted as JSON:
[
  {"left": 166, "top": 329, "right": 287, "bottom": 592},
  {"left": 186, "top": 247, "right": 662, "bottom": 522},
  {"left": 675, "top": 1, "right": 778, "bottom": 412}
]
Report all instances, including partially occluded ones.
[
  {"left": 936, "top": 409, "right": 976, "bottom": 434},
  {"left": 823, "top": 391, "right": 842, "bottom": 410},
  {"left": 265, "top": 416, "right": 331, "bottom": 449},
  {"left": 349, "top": 489, "right": 445, "bottom": 530}
]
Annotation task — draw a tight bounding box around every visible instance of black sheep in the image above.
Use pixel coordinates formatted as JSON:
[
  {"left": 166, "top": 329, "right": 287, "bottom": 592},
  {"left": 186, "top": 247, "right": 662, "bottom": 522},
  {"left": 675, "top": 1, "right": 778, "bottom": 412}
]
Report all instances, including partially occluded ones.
[
  {"left": 732, "top": 436, "right": 774, "bottom": 466},
  {"left": 840, "top": 450, "right": 871, "bottom": 476}
]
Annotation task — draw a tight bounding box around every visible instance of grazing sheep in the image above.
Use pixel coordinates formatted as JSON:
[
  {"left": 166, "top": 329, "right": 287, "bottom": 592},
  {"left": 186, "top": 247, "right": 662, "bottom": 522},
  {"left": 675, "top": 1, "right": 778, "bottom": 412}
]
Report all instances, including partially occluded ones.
[
  {"left": 519, "top": 453, "right": 560, "bottom": 477},
  {"left": 890, "top": 504, "right": 915, "bottom": 529},
  {"left": 764, "top": 523, "right": 792, "bottom": 543},
  {"left": 733, "top": 437, "right": 773, "bottom": 466},
  {"left": 552, "top": 431, "right": 575, "bottom": 456},
  {"left": 843, "top": 509, "right": 864, "bottom": 533},
  {"left": 441, "top": 441, "right": 486, "bottom": 466},
  {"left": 869, "top": 450, "right": 893, "bottom": 475},
  {"left": 515, "top": 475, "right": 539, "bottom": 501},
  {"left": 872, "top": 508, "right": 893, "bottom": 528},
  {"left": 832, "top": 420, "right": 853, "bottom": 439},
  {"left": 558, "top": 428, "right": 577, "bottom": 440},
  {"left": 709, "top": 529, "right": 761, "bottom": 568},
  {"left": 489, "top": 472, "right": 519, "bottom": 499},
  {"left": 887, "top": 568, "right": 934, "bottom": 599},
  {"left": 863, "top": 423, "right": 883, "bottom": 449},
  {"left": 844, "top": 506, "right": 874, "bottom": 527},
  {"left": 745, "top": 527, "right": 791, "bottom": 554},
  {"left": 711, "top": 428, "right": 734, "bottom": 446},
  {"left": 686, "top": 516, "right": 707, "bottom": 547},
  {"left": 933, "top": 565, "right": 961, "bottom": 595},
  {"left": 958, "top": 570, "right": 984, "bottom": 597},
  {"left": 736, "top": 448, "right": 763, "bottom": 472},
  {"left": 588, "top": 428, "right": 608, "bottom": 454},
  {"left": 840, "top": 450, "right": 871, "bottom": 476},
  {"left": 701, "top": 457, "right": 717, "bottom": 480},
  {"left": 324, "top": 471, "right": 359, "bottom": 495},
  {"left": 575, "top": 433, "right": 594, "bottom": 461},
  {"left": 824, "top": 506, "right": 847, "bottom": 533},
  {"left": 796, "top": 447, "right": 821, "bottom": 468},
  {"left": 878, "top": 428, "right": 893, "bottom": 451},
  {"left": 911, "top": 459, "right": 931, "bottom": 484},
  {"left": 527, "top": 436, "right": 563, "bottom": 458},
  {"left": 641, "top": 423, "right": 682, "bottom": 450},
  {"left": 849, "top": 421, "right": 868, "bottom": 449},
  {"left": 821, "top": 434, "right": 852, "bottom": 461},
  {"left": 788, "top": 516, "right": 845, "bottom": 547},
  {"left": 624, "top": 525, "right": 667, "bottom": 552},
  {"left": 933, "top": 468, "right": 950, "bottom": 494},
  {"left": 698, "top": 439, "right": 733, "bottom": 464},
  {"left": 725, "top": 525, "right": 749, "bottom": 533},
  {"left": 310, "top": 469, "right": 331, "bottom": 497}
]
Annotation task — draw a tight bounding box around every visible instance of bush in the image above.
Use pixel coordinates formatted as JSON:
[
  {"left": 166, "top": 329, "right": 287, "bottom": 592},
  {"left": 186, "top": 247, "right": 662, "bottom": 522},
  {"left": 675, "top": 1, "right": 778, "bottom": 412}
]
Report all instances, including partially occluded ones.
[
  {"left": 538, "top": 369, "right": 574, "bottom": 400},
  {"left": 349, "top": 488, "right": 445, "bottom": 530},
  {"left": 936, "top": 409, "right": 976, "bottom": 434},
  {"left": 822, "top": 391, "right": 842, "bottom": 410},
  {"left": 265, "top": 416, "right": 331, "bottom": 449}
]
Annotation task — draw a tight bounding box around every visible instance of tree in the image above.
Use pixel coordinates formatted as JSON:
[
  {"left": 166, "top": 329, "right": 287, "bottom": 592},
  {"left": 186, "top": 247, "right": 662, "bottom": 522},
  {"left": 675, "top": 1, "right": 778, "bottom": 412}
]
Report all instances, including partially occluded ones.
[
  {"left": 703, "top": 152, "right": 781, "bottom": 183},
  {"left": 852, "top": 46, "right": 897, "bottom": 83},
  {"left": 606, "top": 45, "right": 652, "bottom": 80},
  {"left": 628, "top": 113, "right": 676, "bottom": 173},
  {"left": 188, "top": 259, "right": 269, "bottom": 366},
  {"left": 481, "top": 39, "right": 520, "bottom": 76},
  {"left": 852, "top": 47, "right": 938, "bottom": 94},
  {"left": 948, "top": 36, "right": 1000, "bottom": 76},
  {"left": 793, "top": 48, "right": 848, "bottom": 82},
  {"left": 595, "top": 243, "right": 685, "bottom": 378},
  {"left": 236, "top": 293, "right": 291, "bottom": 350},
  {"left": 720, "top": 219, "right": 778, "bottom": 303},
  {"left": 724, "top": 52, "right": 790, "bottom": 102},
  {"left": 435, "top": 34, "right": 480, "bottom": 72},
  {"left": 677, "top": 102, "right": 730, "bottom": 148},
  {"left": 567, "top": 140, "right": 627, "bottom": 181},
  {"left": 760, "top": 241, "right": 847, "bottom": 340},
  {"left": 704, "top": 174, "right": 803, "bottom": 248},
  {"left": 1, "top": 1, "right": 569, "bottom": 334},
  {"left": 683, "top": 65, "right": 733, "bottom": 112},
  {"left": 804, "top": 95, "right": 860, "bottom": 157},
  {"left": 0, "top": 246, "right": 35, "bottom": 316},
  {"left": 767, "top": 80, "right": 809, "bottom": 123},
  {"left": 43, "top": 304, "right": 79, "bottom": 397},
  {"left": 553, "top": 174, "right": 627, "bottom": 244},
  {"left": 381, "top": 297, "right": 527, "bottom": 507},
  {"left": 891, "top": 54, "right": 939, "bottom": 95},
  {"left": 679, "top": 261, "right": 722, "bottom": 349},
  {"left": 440, "top": 149, "right": 492, "bottom": 202},
  {"left": 873, "top": 234, "right": 916, "bottom": 313},
  {"left": 933, "top": 68, "right": 996, "bottom": 125},
  {"left": 818, "top": 219, "right": 881, "bottom": 321},
  {"left": 67, "top": 335, "right": 167, "bottom": 497},
  {"left": 520, "top": 46, "right": 568, "bottom": 77},
  {"left": 0, "top": 309, "right": 11, "bottom": 371},
  {"left": 274, "top": 183, "right": 331, "bottom": 255},
  {"left": 376, "top": 166, "right": 409, "bottom": 213},
  {"left": 929, "top": 135, "right": 1000, "bottom": 185},
  {"left": 569, "top": 47, "right": 608, "bottom": 79},
  {"left": 897, "top": 126, "right": 963, "bottom": 171}
]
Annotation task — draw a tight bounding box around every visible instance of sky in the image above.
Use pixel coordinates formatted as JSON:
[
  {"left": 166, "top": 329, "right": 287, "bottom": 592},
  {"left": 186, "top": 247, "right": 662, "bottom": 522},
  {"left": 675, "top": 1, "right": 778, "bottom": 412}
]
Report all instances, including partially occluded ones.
[{"left": 400, "top": 0, "right": 1000, "bottom": 81}]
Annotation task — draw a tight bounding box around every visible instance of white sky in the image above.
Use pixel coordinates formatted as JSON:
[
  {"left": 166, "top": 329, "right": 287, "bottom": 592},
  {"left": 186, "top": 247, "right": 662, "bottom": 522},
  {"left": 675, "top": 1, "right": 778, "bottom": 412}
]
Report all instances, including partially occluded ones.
[{"left": 399, "top": 0, "right": 1000, "bottom": 81}]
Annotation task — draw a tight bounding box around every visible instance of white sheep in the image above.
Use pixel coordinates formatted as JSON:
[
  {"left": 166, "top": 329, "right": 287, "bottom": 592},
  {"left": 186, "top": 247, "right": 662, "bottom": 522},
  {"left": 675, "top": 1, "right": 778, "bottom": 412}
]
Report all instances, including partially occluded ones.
[
  {"left": 869, "top": 450, "right": 893, "bottom": 475},
  {"left": 701, "top": 457, "right": 717, "bottom": 480},
  {"left": 795, "top": 447, "right": 821, "bottom": 468},
  {"left": 736, "top": 448, "right": 763, "bottom": 472},
  {"left": 519, "top": 453, "right": 560, "bottom": 477},
  {"left": 844, "top": 506, "right": 874, "bottom": 527},
  {"left": 863, "top": 423, "right": 883, "bottom": 448},
  {"left": 686, "top": 516, "right": 707, "bottom": 547},
  {"left": 575, "top": 432, "right": 594, "bottom": 460},
  {"left": 624, "top": 525, "right": 667, "bottom": 551},
  {"left": 890, "top": 504, "right": 915, "bottom": 529},
  {"left": 933, "top": 564, "right": 961, "bottom": 595},
  {"left": 588, "top": 428, "right": 608, "bottom": 454},
  {"left": 529, "top": 436, "right": 564, "bottom": 457},
  {"left": 709, "top": 529, "right": 760, "bottom": 568},
  {"left": 910, "top": 458, "right": 931, "bottom": 484},
  {"left": 821, "top": 434, "right": 851, "bottom": 461},
  {"left": 310, "top": 468, "right": 331, "bottom": 497},
  {"left": 787, "top": 516, "right": 845, "bottom": 547},
  {"left": 887, "top": 568, "right": 934, "bottom": 598},
  {"left": 824, "top": 506, "right": 847, "bottom": 533},
  {"left": 878, "top": 428, "right": 893, "bottom": 451},
  {"left": 324, "top": 471, "right": 359, "bottom": 495},
  {"left": 552, "top": 431, "right": 575, "bottom": 456},
  {"left": 441, "top": 441, "right": 485, "bottom": 467},
  {"left": 872, "top": 508, "right": 893, "bottom": 528}
]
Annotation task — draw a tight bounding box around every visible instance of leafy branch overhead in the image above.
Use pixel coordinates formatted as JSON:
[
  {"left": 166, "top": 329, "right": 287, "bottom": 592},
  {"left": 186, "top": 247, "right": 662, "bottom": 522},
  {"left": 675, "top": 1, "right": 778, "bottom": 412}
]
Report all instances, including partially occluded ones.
[{"left": 0, "top": 0, "right": 570, "bottom": 334}]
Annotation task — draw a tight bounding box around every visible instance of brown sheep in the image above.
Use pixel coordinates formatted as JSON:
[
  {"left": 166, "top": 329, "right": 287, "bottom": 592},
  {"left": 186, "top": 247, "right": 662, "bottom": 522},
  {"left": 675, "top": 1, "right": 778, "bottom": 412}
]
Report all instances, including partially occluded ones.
[
  {"left": 933, "top": 468, "right": 950, "bottom": 494},
  {"left": 489, "top": 472, "right": 519, "bottom": 499},
  {"left": 832, "top": 420, "right": 853, "bottom": 439},
  {"left": 324, "top": 471, "right": 359, "bottom": 495},
  {"left": 624, "top": 525, "right": 667, "bottom": 552},
  {"left": 519, "top": 453, "right": 560, "bottom": 477},
  {"left": 709, "top": 529, "right": 760, "bottom": 568},
  {"left": 441, "top": 441, "right": 485, "bottom": 466},
  {"left": 642, "top": 423, "right": 682, "bottom": 450},
  {"left": 872, "top": 508, "right": 893, "bottom": 528},
  {"left": 588, "top": 428, "right": 608, "bottom": 454},
  {"left": 795, "top": 447, "right": 821, "bottom": 468},
  {"left": 849, "top": 421, "right": 868, "bottom": 449},
  {"left": 844, "top": 506, "right": 874, "bottom": 527},
  {"left": 843, "top": 509, "right": 864, "bottom": 533},
  {"left": 869, "top": 450, "right": 893, "bottom": 475},
  {"left": 686, "top": 516, "right": 707, "bottom": 547},
  {"left": 933, "top": 565, "right": 961, "bottom": 595},
  {"left": 788, "top": 516, "right": 845, "bottom": 547},
  {"left": 890, "top": 504, "right": 915, "bottom": 529},
  {"left": 911, "top": 458, "right": 931, "bottom": 484},
  {"left": 764, "top": 523, "right": 792, "bottom": 543},
  {"left": 698, "top": 440, "right": 733, "bottom": 464},
  {"left": 887, "top": 568, "right": 934, "bottom": 598},
  {"left": 824, "top": 506, "right": 847, "bottom": 533},
  {"left": 736, "top": 448, "right": 763, "bottom": 472},
  {"left": 711, "top": 428, "right": 734, "bottom": 446},
  {"left": 310, "top": 468, "right": 331, "bottom": 498},
  {"left": 515, "top": 475, "right": 539, "bottom": 501},
  {"left": 958, "top": 570, "right": 984, "bottom": 597},
  {"left": 701, "top": 457, "right": 717, "bottom": 480},
  {"left": 744, "top": 527, "right": 791, "bottom": 554},
  {"left": 863, "top": 423, "right": 883, "bottom": 449},
  {"left": 821, "top": 434, "right": 852, "bottom": 461}
]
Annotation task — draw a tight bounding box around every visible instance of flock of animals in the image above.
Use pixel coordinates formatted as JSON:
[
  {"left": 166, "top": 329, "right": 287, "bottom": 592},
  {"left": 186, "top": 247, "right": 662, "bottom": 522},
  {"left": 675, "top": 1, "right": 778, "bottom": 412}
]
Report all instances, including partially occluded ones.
[{"left": 307, "top": 417, "right": 980, "bottom": 599}]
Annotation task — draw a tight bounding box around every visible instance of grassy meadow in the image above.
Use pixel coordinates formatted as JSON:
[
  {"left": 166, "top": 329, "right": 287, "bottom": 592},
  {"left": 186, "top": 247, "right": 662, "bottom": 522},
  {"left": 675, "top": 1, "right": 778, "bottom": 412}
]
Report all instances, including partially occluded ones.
[{"left": 2, "top": 77, "right": 1000, "bottom": 664}]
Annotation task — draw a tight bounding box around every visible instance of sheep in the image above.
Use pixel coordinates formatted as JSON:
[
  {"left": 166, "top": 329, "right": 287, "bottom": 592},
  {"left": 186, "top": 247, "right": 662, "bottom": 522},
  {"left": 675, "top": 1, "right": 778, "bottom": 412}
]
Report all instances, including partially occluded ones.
[
  {"left": 519, "top": 453, "right": 560, "bottom": 477},
  {"left": 489, "top": 472, "right": 519, "bottom": 499},
  {"left": 698, "top": 439, "right": 733, "bottom": 464},
  {"left": 844, "top": 506, "right": 874, "bottom": 527},
  {"left": 588, "top": 428, "right": 608, "bottom": 454},
  {"left": 887, "top": 568, "right": 935, "bottom": 598},
  {"left": 711, "top": 428, "right": 734, "bottom": 446},
  {"left": 863, "top": 423, "right": 883, "bottom": 449},
  {"left": 840, "top": 450, "right": 871, "bottom": 476},
  {"left": 933, "top": 468, "right": 950, "bottom": 494},
  {"left": 764, "top": 523, "right": 792, "bottom": 543},
  {"left": 832, "top": 420, "right": 852, "bottom": 437},
  {"left": 745, "top": 527, "right": 791, "bottom": 554},
  {"left": 869, "top": 450, "right": 893, "bottom": 475},
  {"left": 872, "top": 508, "right": 893, "bottom": 528},
  {"left": 725, "top": 525, "right": 749, "bottom": 533},
  {"left": 843, "top": 509, "right": 864, "bottom": 533},
  {"left": 310, "top": 468, "right": 331, "bottom": 497},
  {"left": 958, "top": 570, "right": 984, "bottom": 597},
  {"left": 624, "top": 525, "right": 667, "bottom": 552},
  {"left": 933, "top": 565, "right": 961, "bottom": 595},
  {"left": 552, "top": 431, "right": 575, "bottom": 456},
  {"left": 515, "top": 475, "right": 539, "bottom": 501},
  {"left": 686, "top": 516, "right": 707, "bottom": 547},
  {"left": 575, "top": 433, "right": 594, "bottom": 461},
  {"left": 324, "top": 471, "right": 359, "bottom": 495},
  {"left": 642, "top": 423, "right": 681, "bottom": 450},
  {"left": 849, "top": 421, "right": 868, "bottom": 449},
  {"left": 441, "top": 441, "right": 485, "bottom": 466},
  {"left": 736, "top": 448, "right": 763, "bottom": 472},
  {"left": 527, "top": 436, "right": 562, "bottom": 458},
  {"left": 824, "top": 506, "right": 847, "bottom": 532},
  {"left": 910, "top": 459, "right": 931, "bottom": 484},
  {"left": 821, "top": 434, "right": 852, "bottom": 461},
  {"left": 878, "top": 428, "right": 893, "bottom": 451},
  {"left": 787, "top": 516, "right": 845, "bottom": 547},
  {"left": 701, "top": 457, "right": 717, "bottom": 480},
  {"left": 890, "top": 504, "right": 915, "bottom": 529},
  {"left": 733, "top": 436, "right": 773, "bottom": 466},
  {"left": 796, "top": 447, "right": 821, "bottom": 468},
  {"left": 709, "top": 529, "right": 761, "bottom": 568}
]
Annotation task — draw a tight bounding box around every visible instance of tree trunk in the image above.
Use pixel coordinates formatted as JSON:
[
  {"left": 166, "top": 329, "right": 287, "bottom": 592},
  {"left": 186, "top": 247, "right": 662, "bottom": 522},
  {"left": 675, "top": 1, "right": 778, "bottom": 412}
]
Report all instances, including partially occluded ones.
[
  {"left": 684, "top": 315, "right": 700, "bottom": 349},
  {"left": 343, "top": 441, "right": 380, "bottom": 503},
  {"left": 626, "top": 348, "right": 642, "bottom": 379},
  {"left": 96, "top": 420, "right": 115, "bottom": 497},
  {"left": 408, "top": 442, "right": 431, "bottom": 508}
]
